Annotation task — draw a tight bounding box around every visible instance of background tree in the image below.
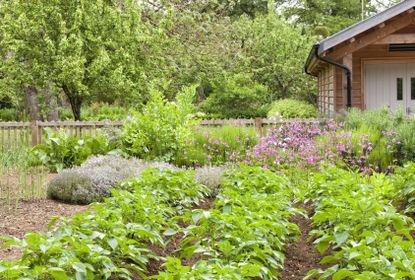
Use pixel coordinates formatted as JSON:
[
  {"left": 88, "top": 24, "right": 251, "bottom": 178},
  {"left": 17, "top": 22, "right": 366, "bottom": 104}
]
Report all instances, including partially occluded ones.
[{"left": 0, "top": 0, "right": 154, "bottom": 120}]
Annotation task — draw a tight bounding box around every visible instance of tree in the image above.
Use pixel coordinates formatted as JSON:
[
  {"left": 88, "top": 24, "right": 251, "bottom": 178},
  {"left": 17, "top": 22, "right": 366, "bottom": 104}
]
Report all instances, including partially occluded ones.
[
  {"left": 233, "top": 14, "right": 315, "bottom": 101},
  {"left": 0, "top": 0, "right": 151, "bottom": 120},
  {"left": 283, "top": 0, "right": 399, "bottom": 36}
]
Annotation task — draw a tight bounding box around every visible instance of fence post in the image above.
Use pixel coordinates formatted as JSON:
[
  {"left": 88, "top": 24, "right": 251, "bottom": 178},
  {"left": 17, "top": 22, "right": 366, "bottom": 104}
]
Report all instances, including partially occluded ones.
[
  {"left": 255, "top": 118, "right": 263, "bottom": 137},
  {"left": 31, "top": 120, "right": 39, "bottom": 147}
]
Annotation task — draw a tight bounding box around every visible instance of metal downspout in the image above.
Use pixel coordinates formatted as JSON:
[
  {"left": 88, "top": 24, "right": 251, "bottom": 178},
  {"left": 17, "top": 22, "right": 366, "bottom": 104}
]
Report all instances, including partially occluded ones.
[{"left": 307, "top": 44, "right": 352, "bottom": 108}]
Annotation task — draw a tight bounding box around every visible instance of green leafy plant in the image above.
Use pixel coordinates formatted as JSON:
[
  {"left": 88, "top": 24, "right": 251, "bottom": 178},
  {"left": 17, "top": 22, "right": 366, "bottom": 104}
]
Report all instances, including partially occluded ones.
[
  {"left": 0, "top": 169, "right": 209, "bottom": 279},
  {"left": 122, "top": 86, "right": 197, "bottom": 163},
  {"left": 305, "top": 166, "right": 415, "bottom": 279},
  {"left": 30, "top": 129, "right": 117, "bottom": 172},
  {"left": 200, "top": 73, "right": 269, "bottom": 119},
  {"left": 156, "top": 165, "right": 300, "bottom": 279},
  {"left": 267, "top": 99, "right": 318, "bottom": 119}
]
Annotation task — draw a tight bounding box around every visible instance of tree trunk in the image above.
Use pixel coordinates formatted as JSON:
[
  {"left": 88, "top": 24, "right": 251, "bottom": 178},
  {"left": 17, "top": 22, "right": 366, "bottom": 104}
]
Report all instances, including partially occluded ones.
[
  {"left": 24, "top": 86, "right": 43, "bottom": 121},
  {"left": 45, "top": 87, "right": 59, "bottom": 121},
  {"left": 62, "top": 84, "right": 82, "bottom": 121}
]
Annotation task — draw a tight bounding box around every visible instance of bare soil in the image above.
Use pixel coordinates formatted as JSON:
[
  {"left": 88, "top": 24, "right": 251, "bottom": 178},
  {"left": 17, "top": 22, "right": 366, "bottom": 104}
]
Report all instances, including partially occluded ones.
[
  {"left": 280, "top": 205, "right": 329, "bottom": 280},
  {"left": 0, "top": 199, "right": 88, "bottom": 261}
]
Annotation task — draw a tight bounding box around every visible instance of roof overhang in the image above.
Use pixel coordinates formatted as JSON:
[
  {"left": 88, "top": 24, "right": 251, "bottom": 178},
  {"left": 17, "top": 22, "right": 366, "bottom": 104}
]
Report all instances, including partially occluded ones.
[{"left": 305, "top": 0, "right": 415, "bottom": 74}]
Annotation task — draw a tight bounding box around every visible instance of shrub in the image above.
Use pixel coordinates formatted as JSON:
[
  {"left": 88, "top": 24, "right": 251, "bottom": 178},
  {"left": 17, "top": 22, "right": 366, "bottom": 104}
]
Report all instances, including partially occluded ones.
[
  {"left": 30, "top": 129, "right": 117, "bottom": 172},
  {"left": 122, "top": 86, "right": 197, "bottom": 162},
  {"left": 0, "top": 108, "right": 20, "bottom": 121},
  {"left": 48, "top": 169, "right": 109, "bottom": 204},
  {"left": 81, "top": 103, "right": 129, "bottom": 121},
  {"left": 267, "top": 99, "right": 318, "bottom": 119},
  {"left": 194, "top": 165, "right": 227, "bottom": 195},
  {"left": 47, "top": 155, "right": 177, "bottom": 204},
  {"left": 199, "top": 73, "right": 269, "bottom": 119}
]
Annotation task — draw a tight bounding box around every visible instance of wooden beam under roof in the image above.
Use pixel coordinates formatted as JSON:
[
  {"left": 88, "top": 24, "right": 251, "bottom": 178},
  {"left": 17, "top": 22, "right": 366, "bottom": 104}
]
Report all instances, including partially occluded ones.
[
  {"left": 327, "top": 10, "right": 415, "bottom": 61},
  {"left": 374, "top": 33, "right": 415, "bottom": 44}
]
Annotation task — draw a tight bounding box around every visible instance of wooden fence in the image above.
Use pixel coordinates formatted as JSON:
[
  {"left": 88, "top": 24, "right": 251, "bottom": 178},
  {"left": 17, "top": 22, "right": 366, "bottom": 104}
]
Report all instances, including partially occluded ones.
[{"left": 0, "top": 118, "right": 319, "bottom": 151}]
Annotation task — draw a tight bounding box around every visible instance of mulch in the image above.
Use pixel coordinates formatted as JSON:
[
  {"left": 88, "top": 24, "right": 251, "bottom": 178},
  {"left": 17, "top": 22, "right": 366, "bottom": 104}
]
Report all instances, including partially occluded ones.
[
  {"left": 0, "top": 199, "right": 88, "bottom": 261},
  {"left": 280, "top": 205, "right": 330, "bottom": 280}
]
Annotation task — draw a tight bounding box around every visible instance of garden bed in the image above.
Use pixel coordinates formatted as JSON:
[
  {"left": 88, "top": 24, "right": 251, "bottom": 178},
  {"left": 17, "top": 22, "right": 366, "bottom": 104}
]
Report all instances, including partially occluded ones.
[{"left": 0, "top": 199, "right": 87, "bottom": 261}]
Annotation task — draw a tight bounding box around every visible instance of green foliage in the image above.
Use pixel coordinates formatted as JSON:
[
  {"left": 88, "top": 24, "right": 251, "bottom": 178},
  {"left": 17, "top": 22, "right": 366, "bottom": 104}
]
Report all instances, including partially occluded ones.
[
  {"left": 122, "top": 86, "right": 197, "bottom": 162},
  {"left": 59, "top": 103, "right": 130, "bottom": 121},
  {"left": 0, "top": 0, "right": 153, "bottom": 120},
  {"left": 0, "top": 108, "right": 21, "bottom": 121},
  {"left": 343, "top": 107, "right": 405, "bottom": 131},
  {"left": 267, "top": 99, "right": 319, "bottom": 119},
  {"left": 305, "top": 166, "right": 415, "bottom": 279},
  {"left": 155, "top": 165, "right": 299, "bottom": 279},
  {"left": 175, "top": 125, "right": 258, "bottom": 167},
  {"left": 0, "top": 169, "right": 208, "bottom": 279},
  {"left": 200, "top": 74, "right": 269, "bottom": 119},
  {"left": 392, "top": 162, "right": 415, "bottom": 213},
  {"left": 234, "top": 14, "right": 315, "bottom": 101},
  {"left": 30, "top": 129, "right": 117, "bottom": 172},
  {"left": 0, "top": 149, "right": 31, "bottom": 169},
  {"left": 285, "top": 0, "right": 389, "bottom": 36},
  {"left": 396, "top": 121, "right": 415, "bottom": 162}
]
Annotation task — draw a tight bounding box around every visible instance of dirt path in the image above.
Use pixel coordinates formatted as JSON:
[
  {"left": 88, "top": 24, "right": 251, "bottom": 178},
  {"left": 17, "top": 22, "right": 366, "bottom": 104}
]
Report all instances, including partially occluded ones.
[
  {"left": 280, "top": 206, "right": 328, "bottom": 280},
  {"left": 0, "top": 199, "right": 88, "bottom": 261}
]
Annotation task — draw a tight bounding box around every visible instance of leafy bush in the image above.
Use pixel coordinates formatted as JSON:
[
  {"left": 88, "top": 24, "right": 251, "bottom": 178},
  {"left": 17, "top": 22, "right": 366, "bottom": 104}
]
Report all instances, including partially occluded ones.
[
  {"left": 199, "top": 74, "right": 269, "bottom": 119},
  {"left": 47, "top": 155, "right": 177, "bottom": 204},
  {"left": 267, "top": 99, "right": 318, "bottom": 119},
  {"left": 122, "top": 86, "right": 197, "bottom": 162},
  {"left": 81, "top": 103, "right": 129, "bottom": 121},
  {"left": 30, "top": 129, "right": 117, "bottom": 172},
  {"left": 0, "top": 108, "right": 20, "bottom": 121}
]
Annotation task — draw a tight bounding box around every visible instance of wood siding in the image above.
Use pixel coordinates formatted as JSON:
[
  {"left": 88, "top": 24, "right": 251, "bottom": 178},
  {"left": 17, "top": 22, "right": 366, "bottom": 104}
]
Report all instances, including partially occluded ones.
[{"left": 317, "top": 65, "right": 336, "bottom": 117}]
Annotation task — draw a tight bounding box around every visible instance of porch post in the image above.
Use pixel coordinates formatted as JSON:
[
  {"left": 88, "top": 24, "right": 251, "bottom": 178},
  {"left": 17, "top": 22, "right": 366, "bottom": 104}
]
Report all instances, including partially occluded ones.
[{"left": 342, "top": 53, "right": 353, "bottom": 109}]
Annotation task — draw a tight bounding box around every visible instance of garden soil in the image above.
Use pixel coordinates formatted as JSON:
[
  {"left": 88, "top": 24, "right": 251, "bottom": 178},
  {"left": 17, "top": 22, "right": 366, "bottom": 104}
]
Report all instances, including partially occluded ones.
[
  {"left": 0, "top": 199, "right": 87, "bottom": 260},
  {"left": 280, "top": 205, "right": 329, "bottom": 280}
]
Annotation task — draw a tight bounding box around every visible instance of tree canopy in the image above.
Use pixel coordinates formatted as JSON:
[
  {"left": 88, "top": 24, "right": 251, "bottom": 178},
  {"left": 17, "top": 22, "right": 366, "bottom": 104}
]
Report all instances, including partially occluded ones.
[{"left": 0, "top": 0, "right": 398, "bottom": 120}]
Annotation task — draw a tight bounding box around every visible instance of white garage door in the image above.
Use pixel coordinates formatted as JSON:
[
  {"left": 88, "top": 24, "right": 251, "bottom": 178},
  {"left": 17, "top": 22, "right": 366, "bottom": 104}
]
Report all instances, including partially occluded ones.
[{"left": 365, "top": 62, "right": 415, "bottom": 115}]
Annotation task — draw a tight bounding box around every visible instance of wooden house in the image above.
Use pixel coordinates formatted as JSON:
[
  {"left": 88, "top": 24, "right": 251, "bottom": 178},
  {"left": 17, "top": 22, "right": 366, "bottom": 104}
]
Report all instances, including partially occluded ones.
[{"left": 305, "top": 0, "right": 415, "bottom": 117}]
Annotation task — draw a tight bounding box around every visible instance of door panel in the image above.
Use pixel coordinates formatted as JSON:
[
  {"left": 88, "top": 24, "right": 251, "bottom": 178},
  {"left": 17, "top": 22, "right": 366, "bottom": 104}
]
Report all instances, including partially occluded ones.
[
  {"left": 406, "top": 63, "right": 415, "bottom": 115},
  {"left": 364, "top": 63, "right": 407, "bottom": 112}
]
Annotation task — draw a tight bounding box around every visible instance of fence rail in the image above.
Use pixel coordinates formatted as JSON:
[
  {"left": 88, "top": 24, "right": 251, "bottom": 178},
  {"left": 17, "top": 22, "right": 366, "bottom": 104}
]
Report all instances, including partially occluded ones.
[{"left": 0, "top": 118, "right": 320, "bottom": 151}]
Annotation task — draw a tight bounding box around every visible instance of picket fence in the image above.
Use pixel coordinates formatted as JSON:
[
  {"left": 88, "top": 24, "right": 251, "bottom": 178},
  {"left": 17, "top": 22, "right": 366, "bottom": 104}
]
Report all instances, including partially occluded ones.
[{"left": 0, "top": 118, "right": 319, "bottom": 151}]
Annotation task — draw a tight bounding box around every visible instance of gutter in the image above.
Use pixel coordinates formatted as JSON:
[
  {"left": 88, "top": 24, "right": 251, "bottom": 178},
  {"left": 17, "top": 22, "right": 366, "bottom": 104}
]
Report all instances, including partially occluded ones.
[{"left": 305, "top": 43, "right": 352, "bottom": 108}]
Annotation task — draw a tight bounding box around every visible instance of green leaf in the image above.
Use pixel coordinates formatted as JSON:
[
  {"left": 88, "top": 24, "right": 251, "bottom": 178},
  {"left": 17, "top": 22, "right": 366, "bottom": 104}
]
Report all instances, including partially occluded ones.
[
  {"left": 107, "top": 238, "right": 118, "bottom": 250},
  {"left": 72, "top": 262, "right": 87, "bottom": 273},
  {"left": 334, "top": 231, "right": 349, "bottom": 245},
  {"left": 333, "top": 269, "right": 355, "bottom": 280},
  {"left": 163, "top": 229, "right": 177, "bottom": 236},
  {"left": 49, "top": 268, "right": 69, "bottom": 280}
]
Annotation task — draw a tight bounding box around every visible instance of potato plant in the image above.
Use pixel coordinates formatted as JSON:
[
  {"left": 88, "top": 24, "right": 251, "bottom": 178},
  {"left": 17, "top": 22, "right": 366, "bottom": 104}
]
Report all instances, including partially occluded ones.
[
  {"left": 154, "top": 165, "right": 300, "bottom": 279},
  {"left": 305, "top": 166, "right": 415, "bottom": 279},
  {"left": 0, "top": 169, "right": 210, "bottom": 279}
]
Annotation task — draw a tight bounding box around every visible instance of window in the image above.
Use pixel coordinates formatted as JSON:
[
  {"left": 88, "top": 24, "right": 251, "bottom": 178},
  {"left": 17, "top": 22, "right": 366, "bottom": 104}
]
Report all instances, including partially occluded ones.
[
  {"left": 397, "top": 77, "right": 403, "bottom": 101},
  {"left": 412, "top": 78, "right": 415, "bottom": 100}
]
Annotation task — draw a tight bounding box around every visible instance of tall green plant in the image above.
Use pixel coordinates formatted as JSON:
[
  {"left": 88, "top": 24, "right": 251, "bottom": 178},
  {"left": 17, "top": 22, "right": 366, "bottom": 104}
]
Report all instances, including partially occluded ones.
[{"left": 122, "top": 86, "right": 197, "bottom": 162}]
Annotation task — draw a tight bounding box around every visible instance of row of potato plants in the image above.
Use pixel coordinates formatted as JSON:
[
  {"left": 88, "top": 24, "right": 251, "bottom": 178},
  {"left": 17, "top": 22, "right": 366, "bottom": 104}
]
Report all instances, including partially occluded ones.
[
  {"left": 154, "top": 165, "right": 300, "bottom": 279},
  {"left": 305, "top": 166, "right": 415, "bottom": 279},
  {"left": 0, "top": 169, "right": 210, "bottom": 279}
]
